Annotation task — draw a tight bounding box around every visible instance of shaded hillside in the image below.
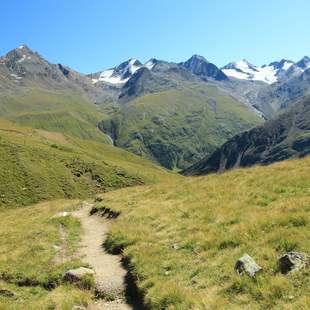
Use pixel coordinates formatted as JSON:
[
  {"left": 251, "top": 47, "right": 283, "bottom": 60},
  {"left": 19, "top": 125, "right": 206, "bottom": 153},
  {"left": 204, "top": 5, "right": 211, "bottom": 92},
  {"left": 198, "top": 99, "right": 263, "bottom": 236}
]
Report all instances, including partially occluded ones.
[
  {"left": 0, "top": 119, "right": 168, "bottom": 208},
  {"left": 183, "top": 96, "right": 310, "bottom": 176},
  {"left": 99, "top": 88, "right": 262, "bottom": 169}
]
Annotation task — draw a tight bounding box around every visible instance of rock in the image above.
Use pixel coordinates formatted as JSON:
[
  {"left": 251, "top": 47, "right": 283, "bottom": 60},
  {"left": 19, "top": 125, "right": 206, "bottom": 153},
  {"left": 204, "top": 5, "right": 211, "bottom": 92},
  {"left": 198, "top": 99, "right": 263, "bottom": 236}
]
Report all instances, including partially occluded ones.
[
  {"left": 279, "top": 252, "right": 310, "bottom": 274},
  {"left": 63, "top": 267, "right": 95, "bottom": 284},
  {"left": 235, "top": 253, "right": 262, "bottom": 277},
  {"left": 53, "top": 211, "right": 69, "bottom": 218},
  {"left": 0, "top": 288, "right": 17, "bottom": 297},
  {"left": 172, "top": 244, "right": 180, "bottom": 250}
]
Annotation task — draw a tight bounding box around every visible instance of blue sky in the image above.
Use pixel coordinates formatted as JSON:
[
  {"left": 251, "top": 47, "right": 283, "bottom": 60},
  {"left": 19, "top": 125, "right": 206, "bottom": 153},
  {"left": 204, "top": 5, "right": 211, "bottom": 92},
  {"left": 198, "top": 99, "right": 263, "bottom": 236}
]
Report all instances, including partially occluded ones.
[{"left": 2, "top": 0, "right": 310, "bottom": 73}]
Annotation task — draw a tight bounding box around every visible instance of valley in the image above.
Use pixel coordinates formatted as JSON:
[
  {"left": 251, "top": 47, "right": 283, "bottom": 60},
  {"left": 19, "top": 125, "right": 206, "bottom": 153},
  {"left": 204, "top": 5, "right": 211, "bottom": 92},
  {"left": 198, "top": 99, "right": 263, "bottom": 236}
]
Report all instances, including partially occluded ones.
[{"left": 0, "top": 42, "right": 310, "bottom": 310}]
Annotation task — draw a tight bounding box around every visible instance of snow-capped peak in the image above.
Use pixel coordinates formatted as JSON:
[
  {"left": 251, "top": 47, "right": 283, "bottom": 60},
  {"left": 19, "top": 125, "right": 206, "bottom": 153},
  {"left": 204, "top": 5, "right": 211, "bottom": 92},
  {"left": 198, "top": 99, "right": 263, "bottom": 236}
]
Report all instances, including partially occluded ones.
[
  {"left": 144, "top": 59, "right": 157, "bottom": 70},
  {"left": 235, "top": 59, "right": 256, "bottom": 69},
  {"left": 222, "top": 59, "right": 298, "bottom": 84},
  {"left": 92, "top": 58, "right": 157, "bottom": 85},
  {"left": 127, "top": 59, "right": 142, "bottom": 75},
  {"left": 296, "top": 56, "right": 310, "bottom": 70}
]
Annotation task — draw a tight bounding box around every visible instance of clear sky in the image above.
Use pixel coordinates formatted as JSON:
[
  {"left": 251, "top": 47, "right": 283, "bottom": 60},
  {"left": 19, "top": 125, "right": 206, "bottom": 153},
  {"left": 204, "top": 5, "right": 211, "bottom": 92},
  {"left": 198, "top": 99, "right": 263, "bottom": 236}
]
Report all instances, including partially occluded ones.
[{"left": 2, "top": 0, "right": 310, "bottom": 73}]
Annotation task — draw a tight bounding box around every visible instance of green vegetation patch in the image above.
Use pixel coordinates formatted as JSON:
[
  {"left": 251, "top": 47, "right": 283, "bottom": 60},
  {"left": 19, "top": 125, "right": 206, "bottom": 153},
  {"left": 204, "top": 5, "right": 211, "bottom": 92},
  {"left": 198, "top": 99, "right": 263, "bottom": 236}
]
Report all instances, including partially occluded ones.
[
  {"left": 0, "top": 119, "right": 169, "bottom": 209},
  {"left": 100, "top": 88, "right": 262, "bottom": 169}
]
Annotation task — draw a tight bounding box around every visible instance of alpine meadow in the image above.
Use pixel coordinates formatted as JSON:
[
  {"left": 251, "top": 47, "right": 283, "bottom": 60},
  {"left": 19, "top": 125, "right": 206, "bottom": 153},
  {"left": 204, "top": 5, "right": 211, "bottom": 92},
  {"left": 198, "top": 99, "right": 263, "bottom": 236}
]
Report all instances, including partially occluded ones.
[{"left": 1, "top": 1, "right": 310, "bottom": 309}]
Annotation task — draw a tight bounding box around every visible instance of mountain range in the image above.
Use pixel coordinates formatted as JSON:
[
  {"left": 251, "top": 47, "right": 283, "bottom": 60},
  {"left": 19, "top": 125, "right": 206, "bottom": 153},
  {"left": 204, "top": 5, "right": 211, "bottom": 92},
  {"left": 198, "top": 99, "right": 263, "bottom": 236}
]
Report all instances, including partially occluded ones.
[
  {"left": 2, "top": 41, "right": 310, "bottom": 310},
  {"left": 222, "top": 57, "right": 310, "bottom": 84},
  {"left": 1, "top": 45, "right": 310, "bottom": 170}
]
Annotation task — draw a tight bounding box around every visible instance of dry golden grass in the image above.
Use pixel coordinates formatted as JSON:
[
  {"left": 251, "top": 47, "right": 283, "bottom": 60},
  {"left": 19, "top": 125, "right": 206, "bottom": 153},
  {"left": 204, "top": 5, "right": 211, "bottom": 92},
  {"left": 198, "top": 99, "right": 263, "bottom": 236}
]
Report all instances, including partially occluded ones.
[{"left": 100, "top": 156, "right": 310, "bottom": 309}]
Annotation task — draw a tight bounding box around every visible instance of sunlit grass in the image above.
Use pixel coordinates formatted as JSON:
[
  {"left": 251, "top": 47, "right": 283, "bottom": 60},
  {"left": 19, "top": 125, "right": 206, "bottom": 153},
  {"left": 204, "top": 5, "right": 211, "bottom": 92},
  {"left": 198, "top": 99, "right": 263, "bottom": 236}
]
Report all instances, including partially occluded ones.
[
  {"left": 0, "top": 119, "right": 170, "bottom": 208},
  {"left": 0, "top": 200, "right": 92, "bottom": 310},
  {"left": 101, "top": 156, "right": 310, "bottom": 309}
]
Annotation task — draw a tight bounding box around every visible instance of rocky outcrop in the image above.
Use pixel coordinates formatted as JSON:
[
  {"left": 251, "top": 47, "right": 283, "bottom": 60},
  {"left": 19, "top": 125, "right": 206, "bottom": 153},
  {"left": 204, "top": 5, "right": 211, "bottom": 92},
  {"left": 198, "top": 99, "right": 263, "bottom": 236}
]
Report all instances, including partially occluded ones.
[
  {"left": 180, "top": 55, "right": 228, "bottom": 81},
  {"left": 279, "top": 252, "right": 310, "bottom": 274},
  {"left": 235, "top": 254, "right": 262, "bottom": 277}
]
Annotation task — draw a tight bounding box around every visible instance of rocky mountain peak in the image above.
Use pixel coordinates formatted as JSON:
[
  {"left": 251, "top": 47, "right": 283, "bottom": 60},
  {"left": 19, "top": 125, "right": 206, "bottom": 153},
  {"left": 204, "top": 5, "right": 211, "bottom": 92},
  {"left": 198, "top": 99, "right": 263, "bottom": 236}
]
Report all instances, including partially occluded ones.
[
  {"left": 181, "top": 55, "right": 227, "bottom": 81},
  {"left": 296, "top": 56, "right": 310, "bottom": 70}
]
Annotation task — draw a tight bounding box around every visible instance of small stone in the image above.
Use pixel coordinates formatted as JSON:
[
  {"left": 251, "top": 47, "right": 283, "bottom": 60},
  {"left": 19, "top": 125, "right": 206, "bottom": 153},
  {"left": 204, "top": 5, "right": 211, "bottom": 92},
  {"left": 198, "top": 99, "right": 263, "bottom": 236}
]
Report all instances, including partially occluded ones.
[
  {"left": 279, "top": 252, "right": 310, "bottom": 274},
  {"left": 235, "top": 253, "right": 262, "bottom": 277},
  {"left": 53, "top": 211, "right": 69, "bottom": 218},
  {"left": 172, "top": 244, "right": 180, "bottom": 250}
]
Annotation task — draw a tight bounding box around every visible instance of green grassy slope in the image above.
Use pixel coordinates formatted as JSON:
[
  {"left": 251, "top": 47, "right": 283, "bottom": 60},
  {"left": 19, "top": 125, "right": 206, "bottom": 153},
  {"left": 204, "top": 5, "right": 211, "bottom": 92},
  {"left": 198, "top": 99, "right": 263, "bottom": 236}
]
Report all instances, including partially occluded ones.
[
  {"left": 100, "top": 87, "right": 262, "bottom": 170},
  {"left": 0, "top": 88, "right": 110, "bottom": 143},
  {"left": 98, "top": 156, "right": 310, "bottom": 309},
  {"left": 0, "top": 119, "right": 168, "bottom": 209}
]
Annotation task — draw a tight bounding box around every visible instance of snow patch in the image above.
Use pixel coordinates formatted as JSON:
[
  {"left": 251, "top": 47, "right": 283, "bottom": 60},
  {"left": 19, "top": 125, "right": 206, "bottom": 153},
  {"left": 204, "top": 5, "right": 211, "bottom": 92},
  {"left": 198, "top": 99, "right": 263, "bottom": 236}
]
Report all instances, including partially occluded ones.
[
  {"left": 282, "top": 61, "right": 293, "bottom": 71},
  {"left": 92, "top": 58, "right": 156, "bottom": 85},
  {"left": 97, "top": 69, "right": 130, "bottom": 85},
  {"left": 17, "top": 55, "right": 27, "bottom": 63},
  {"left": 144, "top": 59, "right": 156, "bottom": 70},
  {"left": 10, "top": 74, "right": 22, "bottom": 80},
  {"left": 223, "top": 60, "right": 293, "bottom": 84},
  {"left": 222, "top": 69, "right": 250, "bottom": 80}
]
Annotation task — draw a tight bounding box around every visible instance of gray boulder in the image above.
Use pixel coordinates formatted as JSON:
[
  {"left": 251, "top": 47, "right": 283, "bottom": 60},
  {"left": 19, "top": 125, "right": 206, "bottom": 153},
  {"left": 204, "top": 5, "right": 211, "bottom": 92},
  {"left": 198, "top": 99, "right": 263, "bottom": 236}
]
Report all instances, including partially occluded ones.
[
  {"left": 279, "top": 252, "right": 310, "bottom": 274},
  {"left": 235, "top": 253, "right": 262, "bottom": 277},
  {"left": 63, "top": 267, "right": 95, "bottom": 284}
]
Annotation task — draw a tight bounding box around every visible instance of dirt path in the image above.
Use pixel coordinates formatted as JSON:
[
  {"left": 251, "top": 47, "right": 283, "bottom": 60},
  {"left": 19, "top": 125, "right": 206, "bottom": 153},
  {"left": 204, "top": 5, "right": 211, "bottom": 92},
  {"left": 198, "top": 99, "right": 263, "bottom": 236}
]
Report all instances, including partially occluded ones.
[{"left": 73, "top": 202, "right": 133, "bottom": 310}]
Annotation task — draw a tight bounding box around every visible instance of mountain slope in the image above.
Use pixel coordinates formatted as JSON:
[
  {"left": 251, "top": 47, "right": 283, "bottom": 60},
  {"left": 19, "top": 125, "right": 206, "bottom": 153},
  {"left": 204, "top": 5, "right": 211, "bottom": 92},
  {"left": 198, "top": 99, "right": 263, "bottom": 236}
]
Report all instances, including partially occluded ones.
[
  {"left": 255, "top": 68, "right": 310, "bottom": 114},
  {"left": 98, "top": 155, "right": 310, "bottom": 309},
  {"left": 0, "top": 46, "right": 114, "bottom": 143},
  {"left": 183, "top": 96, "right": 310, "bottom": 176},
  {"left": 0, "top": 88, "right": 111, "bottom": 143},
  {"left": 0, "top": 119, "right": 168, "bottom": 208},
  {"left": 99, "top": 87, "right": 262, "bottom": 170},
  {"left": 220, "top": 57, "right": 310, "bottom": 118},
  {"left": 0, "top": 45, "right": 107, "bottom": 102}
]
